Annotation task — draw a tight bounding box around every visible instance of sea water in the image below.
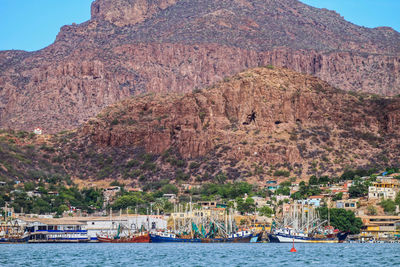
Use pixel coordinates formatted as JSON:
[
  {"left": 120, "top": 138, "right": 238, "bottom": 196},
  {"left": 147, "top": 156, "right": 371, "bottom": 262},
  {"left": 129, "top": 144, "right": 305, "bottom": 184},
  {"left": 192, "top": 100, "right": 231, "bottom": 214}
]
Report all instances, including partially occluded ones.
[{"left": 1, "top": 243, "right": 399, "bottom": 266}]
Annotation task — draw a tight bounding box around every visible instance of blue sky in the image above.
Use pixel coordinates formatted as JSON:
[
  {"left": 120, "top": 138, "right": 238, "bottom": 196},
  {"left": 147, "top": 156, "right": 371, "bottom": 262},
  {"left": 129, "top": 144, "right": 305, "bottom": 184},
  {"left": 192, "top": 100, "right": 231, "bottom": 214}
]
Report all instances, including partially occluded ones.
[{"left": 0, "top": 0, "right": 399, "bottom": 52}]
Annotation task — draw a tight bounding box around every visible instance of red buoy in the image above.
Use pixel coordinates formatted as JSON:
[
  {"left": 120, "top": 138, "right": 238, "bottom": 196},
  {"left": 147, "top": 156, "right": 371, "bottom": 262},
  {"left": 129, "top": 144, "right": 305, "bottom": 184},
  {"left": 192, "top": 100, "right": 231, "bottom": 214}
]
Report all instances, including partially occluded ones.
[{"left": 290, "top": 239, "right": 297, "bottom": 252}]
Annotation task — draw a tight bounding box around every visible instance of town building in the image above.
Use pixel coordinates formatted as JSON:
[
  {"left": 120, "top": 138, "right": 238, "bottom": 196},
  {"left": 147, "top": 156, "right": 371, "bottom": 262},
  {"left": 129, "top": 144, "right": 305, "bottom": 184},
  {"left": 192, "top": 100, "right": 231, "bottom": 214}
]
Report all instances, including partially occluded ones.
[
  {"left": 162, "top": 194, "right": 177, "bottom": 203},
  {"left": 368, "top": 178, "right": 399, "bottom": 200},
  {"left": 359, "top": 215, "right": 400, "bottom": 240},
  {"left": 33, "top": 127, "right": 43, "bottom": 135},
  {"left": 307, "top": 195, "right": 324, "bottom": 207},
  {"left": 336, "top": 199, "right": 357, "bottom": 210},
  {"left": 266, "top": 180, "right": 278, "bottom": 191},
  {"left": 252, "top": 196, "right": 268, "bottom": 208}
]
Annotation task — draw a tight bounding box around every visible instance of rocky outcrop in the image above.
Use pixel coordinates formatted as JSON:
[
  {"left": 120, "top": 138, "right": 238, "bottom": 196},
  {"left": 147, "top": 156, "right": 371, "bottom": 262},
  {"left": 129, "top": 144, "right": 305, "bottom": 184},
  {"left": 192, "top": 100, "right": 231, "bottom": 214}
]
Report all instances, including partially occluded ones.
[
  {"left": 1, "top": 0, "right": 400, "bottom": 133},
  {"left": 81, "top": 67, "right": 400, "bottom": 179},
  {"left": 91, "top": 0, "right": 178, "bottom": 26}
]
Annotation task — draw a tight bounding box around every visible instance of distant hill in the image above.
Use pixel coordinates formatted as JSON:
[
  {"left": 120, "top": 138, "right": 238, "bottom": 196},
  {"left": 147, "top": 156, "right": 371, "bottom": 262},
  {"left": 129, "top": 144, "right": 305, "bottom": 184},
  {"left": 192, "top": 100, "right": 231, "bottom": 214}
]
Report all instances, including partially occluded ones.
[{"left": 1, "top": 0, "right": 399, "bottom": 132}]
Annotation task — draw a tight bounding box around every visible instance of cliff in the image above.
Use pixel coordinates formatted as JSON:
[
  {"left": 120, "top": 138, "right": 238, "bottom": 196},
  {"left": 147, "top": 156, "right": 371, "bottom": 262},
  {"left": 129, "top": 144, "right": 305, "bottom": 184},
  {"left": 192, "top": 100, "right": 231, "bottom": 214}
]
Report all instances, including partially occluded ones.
[{"left": 79, "top": 67, "right": 400, "bottom": 182}]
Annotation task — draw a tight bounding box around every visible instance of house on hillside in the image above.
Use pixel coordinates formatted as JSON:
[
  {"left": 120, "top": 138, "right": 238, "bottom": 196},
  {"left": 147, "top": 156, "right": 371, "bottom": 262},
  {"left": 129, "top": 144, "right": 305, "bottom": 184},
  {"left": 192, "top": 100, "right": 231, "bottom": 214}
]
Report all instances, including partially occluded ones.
[
  {"left": 368, "top": 178, "right": 400, "bottom": 201},
  {"left": 266, "top": 180, "right": 278, "bottom": 191},
  {"left": 162, "top": 194, "right": 177, "bottom": 203},
  {"left": 307, "top": 195, "right": 324, "bottom": 207},
  {"left": 33, "top": 127, "right": 43, "bottom": 135},
  {"left": 336, "top": 199, "right": 357, "bottom": 210},
  {"left": 252, "top": 196, "right": 268, "bottom": 208}
]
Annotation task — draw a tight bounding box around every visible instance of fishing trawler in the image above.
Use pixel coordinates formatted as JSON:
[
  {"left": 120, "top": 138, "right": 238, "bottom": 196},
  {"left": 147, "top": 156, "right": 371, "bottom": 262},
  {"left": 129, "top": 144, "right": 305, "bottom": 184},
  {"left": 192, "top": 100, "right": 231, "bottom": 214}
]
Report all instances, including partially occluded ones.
[
  {"left": 97, "top": 224, "right": 150, "bottom": 243},
  {"left": 201, "top": 230, "right": 260, "bottom": 243},
  {"left": 268, "top": 203, "right": 348, "bottom": 243},
  {"left": 149, "top": 232, "right": 201, "bottom": 243},
  {"left": 0, "top": 220, "right": 29, "bottom": 243}
]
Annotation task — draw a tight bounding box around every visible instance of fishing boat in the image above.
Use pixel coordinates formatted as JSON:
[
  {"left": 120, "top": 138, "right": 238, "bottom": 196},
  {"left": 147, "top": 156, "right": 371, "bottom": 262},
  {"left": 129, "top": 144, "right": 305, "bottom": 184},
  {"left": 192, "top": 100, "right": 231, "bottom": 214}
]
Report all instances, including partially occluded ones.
[
  {"left": 268, "top": 203, "right": 349, "bottom": 243},
  {"left": 201, "top": 230, "right": 261, "bottom": 243},
  {"left": 268, "top": 228, "right": 349, "bottom": 243},
  {"left": 149, "top": 232, "right": 201, "bottom": 243},
  {"left": 0, "top": 221, "right": 30, "bottom": 243},
  {"left": 0, "top": 234, "right": 30, "bottom": 243},
  {"left": 97, "top": 224, "right": 150, "bottom": 243},
  {"left": 97, "top": 233, "right": 150, "bottom": 243}
]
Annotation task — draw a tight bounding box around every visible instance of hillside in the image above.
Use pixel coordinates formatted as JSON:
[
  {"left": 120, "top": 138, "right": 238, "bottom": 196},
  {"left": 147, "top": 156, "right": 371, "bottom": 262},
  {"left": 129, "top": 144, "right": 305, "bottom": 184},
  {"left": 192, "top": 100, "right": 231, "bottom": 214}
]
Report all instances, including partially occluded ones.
[
  {"left": 1, "top": 0, "right": 400, "bottom": 132},
  {"left": 2, "top": 67, "right": 399, "bottom": 191}
]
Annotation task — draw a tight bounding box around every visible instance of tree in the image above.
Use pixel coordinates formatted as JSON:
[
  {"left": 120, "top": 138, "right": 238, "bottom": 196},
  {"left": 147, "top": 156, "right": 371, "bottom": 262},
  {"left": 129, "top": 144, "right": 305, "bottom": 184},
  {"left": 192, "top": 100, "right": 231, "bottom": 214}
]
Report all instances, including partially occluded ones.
[
  {"left": 110, "top": 181, "right": 123, "bottom": 187},
  {"left": 380, "top": 199, "right": 396, "bottom": 214},
  {"left": 309, "top": 175, "right": 318, "bottom": 185},
  {"left": 236, "top": 197, "right": 255, "bottom": 214},
  {"left": 395, "top": 192, "right": 400, "bottom": 205},
  {"left": 332, "top": 192, "right": 343, "bottom": 201},
  {"left": 161, "top": 184, "right": 178, "bottom": 195},
  {"left": 276, "top": 186, "right": 290, "bottom": 196},
  {"left": 258, "top": 206, "right": 274, "bottom": 217},
  {"left": 57, "top": 204, "right": 69, "bottom": 215},
  {"left": 318, "top": 207, "right": 363, "bottom": 234},
  {"left": 348, "top": 183, "right": 368, "bottom": 198},
  {"left": 112, "top": 195, "right": 144, "bottom": 209},
  {"left": 214, "top": 172, "right": 227, "bottom": 184},
  {"left": 24, "top": 182, "right": 35, "bottom": 191}
]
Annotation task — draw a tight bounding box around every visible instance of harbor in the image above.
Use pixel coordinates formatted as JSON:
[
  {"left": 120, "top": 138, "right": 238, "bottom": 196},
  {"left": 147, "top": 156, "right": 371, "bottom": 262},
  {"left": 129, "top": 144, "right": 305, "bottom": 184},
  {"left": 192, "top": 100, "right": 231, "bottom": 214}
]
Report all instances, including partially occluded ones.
[{"left": 2, "top": 201, "right": 400, "bottom": 244}]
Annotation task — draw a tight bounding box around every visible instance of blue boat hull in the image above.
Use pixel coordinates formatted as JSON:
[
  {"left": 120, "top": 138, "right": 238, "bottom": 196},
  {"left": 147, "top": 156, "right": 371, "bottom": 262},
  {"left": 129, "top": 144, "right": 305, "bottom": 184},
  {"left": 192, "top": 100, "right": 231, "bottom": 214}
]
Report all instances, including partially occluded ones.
[
  {"left": 149, "top": 234, "right": 201, "bottom": 243},
  {"left": 0, "top": 236, "right": 29, "bottom": 243}
]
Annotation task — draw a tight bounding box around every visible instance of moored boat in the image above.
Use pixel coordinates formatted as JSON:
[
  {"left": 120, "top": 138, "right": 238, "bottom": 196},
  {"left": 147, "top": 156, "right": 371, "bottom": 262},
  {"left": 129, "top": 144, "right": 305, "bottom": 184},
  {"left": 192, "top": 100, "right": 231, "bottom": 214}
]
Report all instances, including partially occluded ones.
[
  {"left": 97, "top": 232, "right": 150, "bottom": 243},
  {"left": 149, "top": 232, "right": 201, "bottom": 243},
  {"left": 0, "top": 221, "right": 30, "bottom": 244},
  {"left": 28, "top": 230, "right": 90, "bottom": 243},
  {"left": 268, "top": 229, "right": 349, "bottom": 243},
  {"left": 0, "top": 235, "right": 30, "bottom": 244},
  {"left": 201, "top": 231, "right": 260, "bottom": 243},
  {"left": 268, "top": 203, "right": 349, "bottom": 243}
]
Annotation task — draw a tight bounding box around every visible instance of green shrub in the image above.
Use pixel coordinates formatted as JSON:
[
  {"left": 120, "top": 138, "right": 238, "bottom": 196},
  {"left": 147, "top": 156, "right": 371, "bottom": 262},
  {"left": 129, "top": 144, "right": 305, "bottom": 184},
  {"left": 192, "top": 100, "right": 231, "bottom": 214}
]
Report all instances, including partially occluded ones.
[{"left": 273, "top": 170, "right": 290, "bottom": 177}]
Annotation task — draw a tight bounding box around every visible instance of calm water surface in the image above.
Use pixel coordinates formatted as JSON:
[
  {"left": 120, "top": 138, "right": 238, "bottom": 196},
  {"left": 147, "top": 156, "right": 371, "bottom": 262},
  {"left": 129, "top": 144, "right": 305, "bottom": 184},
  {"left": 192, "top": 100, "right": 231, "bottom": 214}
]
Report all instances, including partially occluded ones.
[{"left": 0, "top": 243, "right": 399, "bottom": 266}]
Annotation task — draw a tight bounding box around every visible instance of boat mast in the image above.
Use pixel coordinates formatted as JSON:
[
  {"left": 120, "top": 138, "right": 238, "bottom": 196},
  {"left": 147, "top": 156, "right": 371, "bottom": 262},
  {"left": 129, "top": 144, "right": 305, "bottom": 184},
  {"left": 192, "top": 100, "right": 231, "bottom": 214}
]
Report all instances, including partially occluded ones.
[
  {"left": 190, "top": 197, "right": 193, "bottom": 238},
  {"left": 307, "top": 204, "right": 310, "bottom": 234}
]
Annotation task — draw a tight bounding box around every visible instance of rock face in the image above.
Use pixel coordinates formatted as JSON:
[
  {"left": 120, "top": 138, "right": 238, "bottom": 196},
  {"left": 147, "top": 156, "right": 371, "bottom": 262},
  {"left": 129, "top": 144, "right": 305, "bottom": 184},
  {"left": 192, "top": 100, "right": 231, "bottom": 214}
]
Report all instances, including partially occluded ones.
[
  {"left": 81, "top": 67, "right": 400, "bottom": 179},
  {"left": 91, "top": 0, "right": 178, "bottom": 26},
  {"left": 1, "top": 0, "right": 400, "bottom": 133}
]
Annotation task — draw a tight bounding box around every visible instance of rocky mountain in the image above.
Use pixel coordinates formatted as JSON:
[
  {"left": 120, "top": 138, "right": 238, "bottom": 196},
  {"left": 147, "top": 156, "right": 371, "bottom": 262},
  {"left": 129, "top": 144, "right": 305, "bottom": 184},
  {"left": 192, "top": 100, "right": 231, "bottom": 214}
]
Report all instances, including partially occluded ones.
[
  {"left": 80, "top": 67, "right": 400, "bottom": 181},
  {"left": 1, "top": 67, "right": 400, "bottom": 187},
  {"left": 1, "top": 0, "right": 400, "bottom": 133}
]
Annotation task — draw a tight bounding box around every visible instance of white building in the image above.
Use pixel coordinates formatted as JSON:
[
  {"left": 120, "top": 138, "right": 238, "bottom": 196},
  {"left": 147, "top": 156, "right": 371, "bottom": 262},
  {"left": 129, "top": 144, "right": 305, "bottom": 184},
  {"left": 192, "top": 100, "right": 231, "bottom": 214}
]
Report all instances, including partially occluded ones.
[
  {"left": 33, "top": 127, "right": 43, "bottom": 135},
  {"left": 368, "top": 186, "right": 397, "bottom": 200},
  {"left": 83, "top": 215, "right": 167, "bottom": 241},
  {"left": 19, "top": 215, "right": 167, "bottom": 242}
]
